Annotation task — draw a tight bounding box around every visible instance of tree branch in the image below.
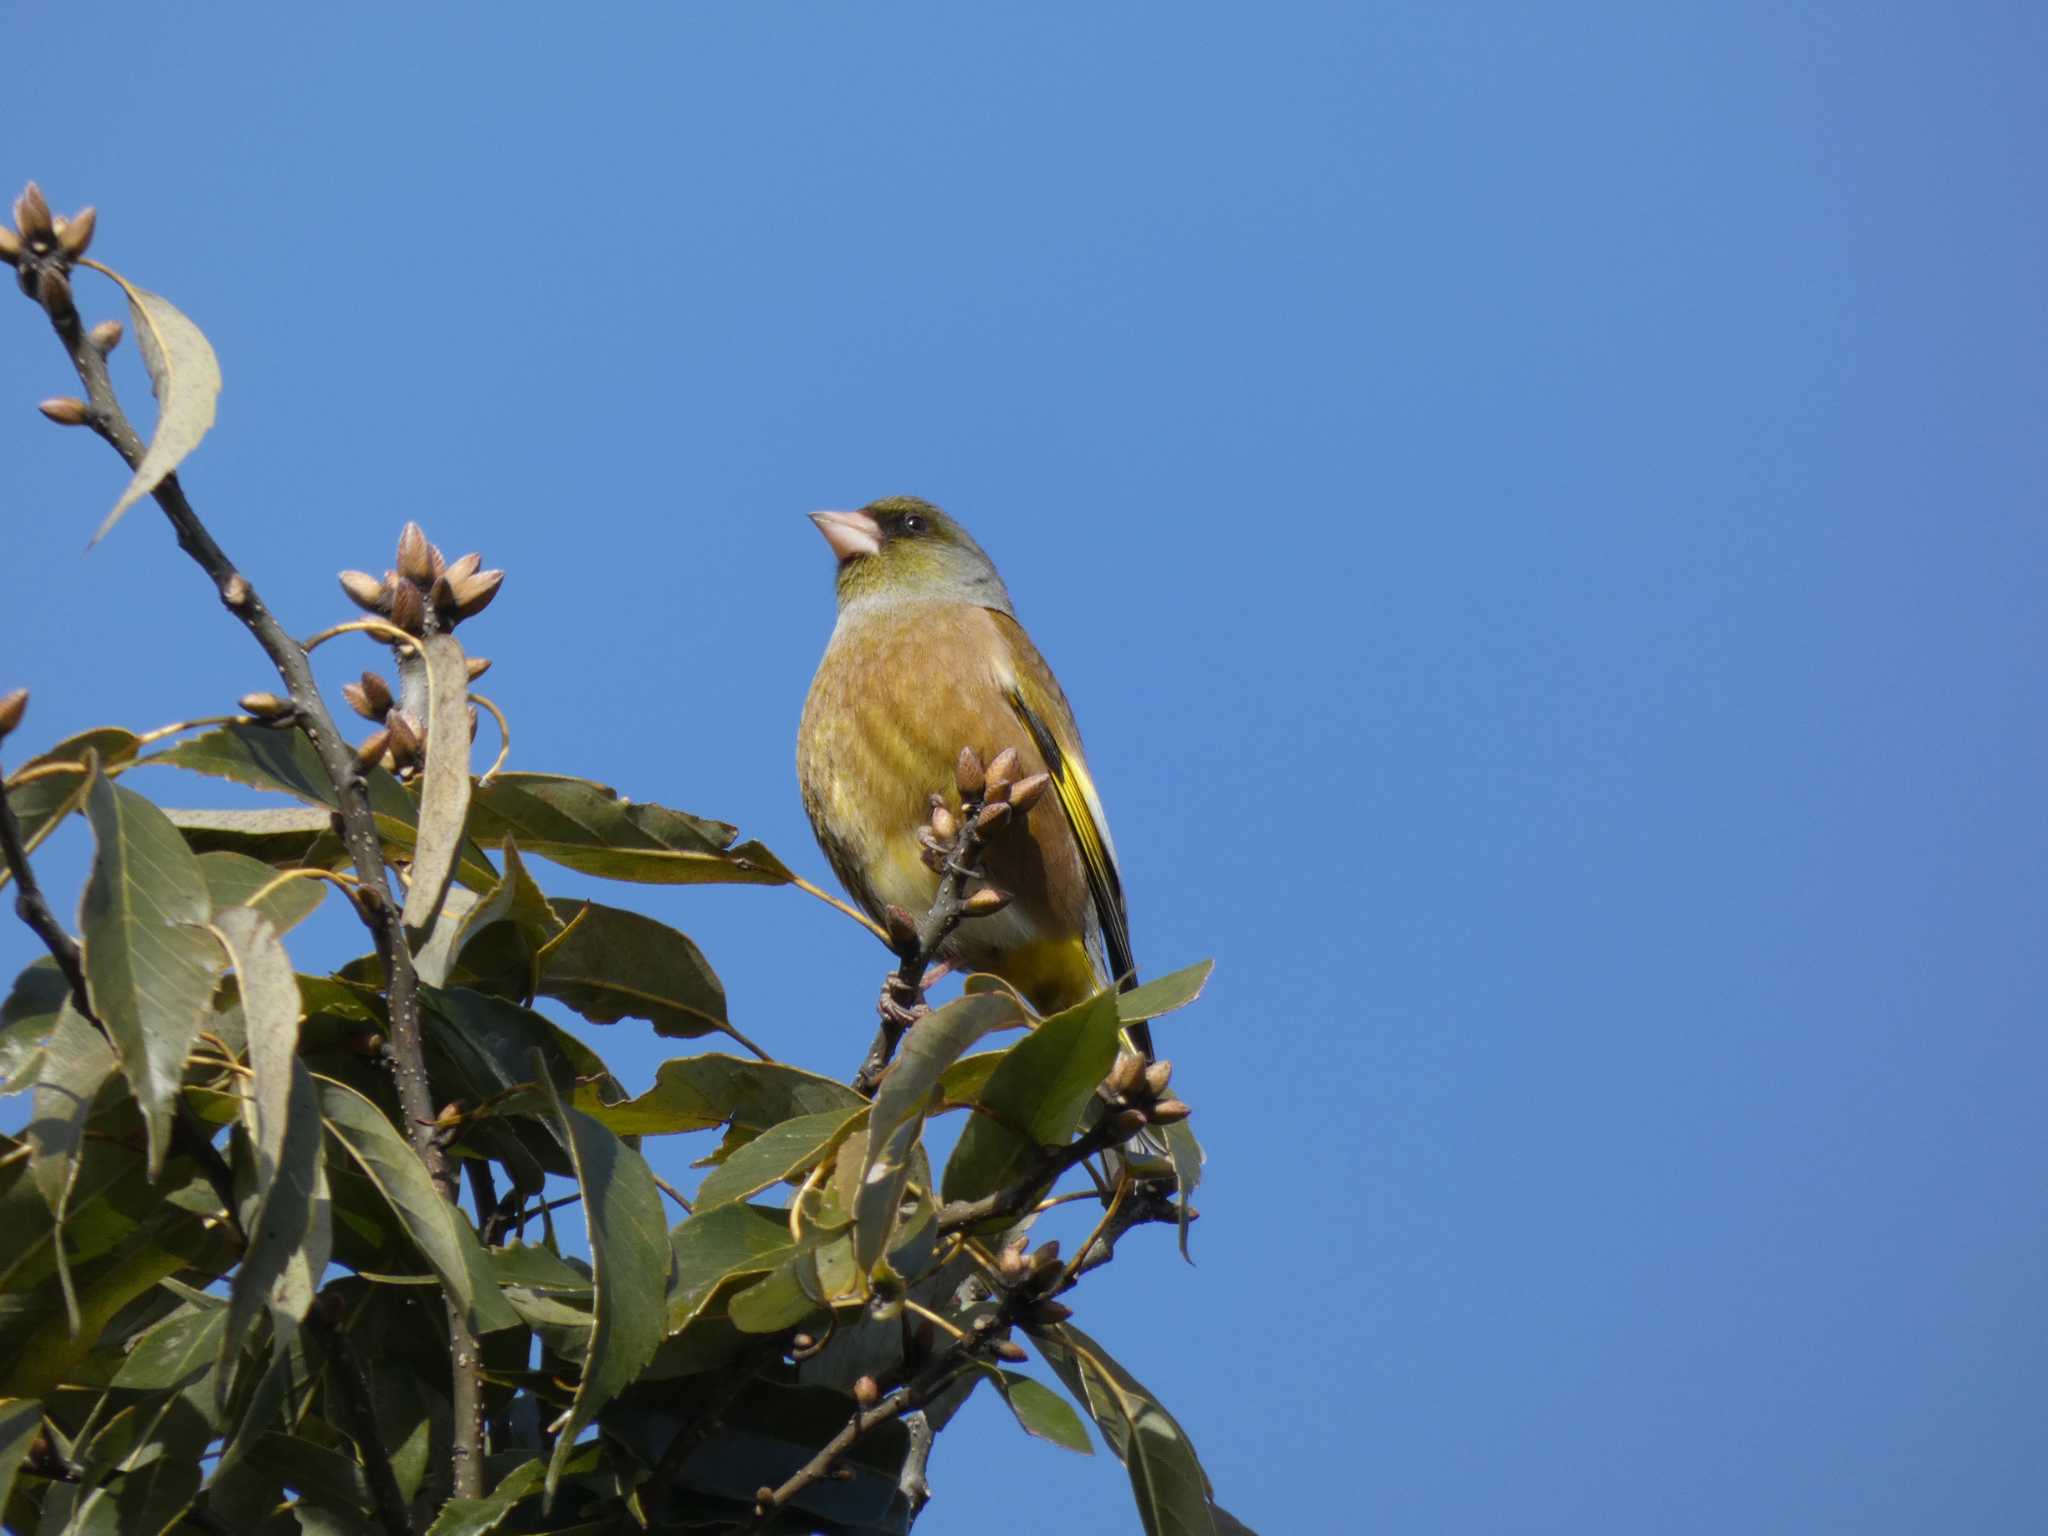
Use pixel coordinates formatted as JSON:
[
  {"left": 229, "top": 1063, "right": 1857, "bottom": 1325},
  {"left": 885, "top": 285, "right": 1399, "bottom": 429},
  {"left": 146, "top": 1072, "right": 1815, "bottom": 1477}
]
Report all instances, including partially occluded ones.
[{"left": 9, "top": 201, "right": 484, "bottom": 1497}]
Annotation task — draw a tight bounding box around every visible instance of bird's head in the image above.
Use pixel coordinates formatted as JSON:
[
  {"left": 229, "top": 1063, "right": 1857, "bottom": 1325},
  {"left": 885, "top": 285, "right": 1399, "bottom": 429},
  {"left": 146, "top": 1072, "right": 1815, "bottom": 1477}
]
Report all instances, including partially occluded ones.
[{"left": 810, "top": 496, "right": 1014, "bottom": 615}]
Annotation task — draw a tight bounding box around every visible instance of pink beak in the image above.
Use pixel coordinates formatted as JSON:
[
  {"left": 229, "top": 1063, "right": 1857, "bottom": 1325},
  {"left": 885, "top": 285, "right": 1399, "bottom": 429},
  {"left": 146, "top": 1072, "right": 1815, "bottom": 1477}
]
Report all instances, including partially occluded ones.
[{"left": 809, "top": 509, "right": 884, "bottom": 562}]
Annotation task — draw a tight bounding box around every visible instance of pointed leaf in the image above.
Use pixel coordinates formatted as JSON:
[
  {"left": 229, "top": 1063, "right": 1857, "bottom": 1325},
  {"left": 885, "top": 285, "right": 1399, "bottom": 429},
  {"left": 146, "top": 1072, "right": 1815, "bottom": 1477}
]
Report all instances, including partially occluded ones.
[
  {"left": 535, "top": 901, "right": 731, "bottom": 1040},
  {"left": 88, "top": 268, "right": 220, "bottom": 544},
  {"left": 583, "top": 1053, "right": 862, "bottom": 1137},
  {"left": 196, "top": 850, "right": 325, "bottom": 933},
  {"left": 316, "top": 1076, "right": 515, "bottom": 1335},
  {"left": 0, "top": 730, "right": 128, "bottom": 887},
  {"left": 79, "top": 770, "right": 224, "bottom": 1174},
  {"left": 111, "top": 1302, "right": 226, "bottom": 1390},
  {"left": 856, "top": 991, "right": 1025, "bottom": 1270},
  {"left": 996, "top": 1369, "right": 1094, "bottom": 1454},
  {"left": 24, "top": 999, "right": 115, "bottom": 1334},
  {"left": 401, "top": 632, "right": 474, "bottom": 934},
  {"left": 1033, "top": 1323, "right": 1218, "bottom": 1536},
  {"left": 1116, "top": 961, "right": 1214, "bottom": 1026},
  {"left": 695, "top": 1106, "right": 865, "bottom": 1212},
  {"left": 466, "top": 771, "right": 792, "bottom": 886},
  {"left": 666, "top": 1200, "right": 804, "bottom": 1332},
  {"left": 0, "top": 1397, "right": 42, "bottom": 1514},
  {"left": 424, "top": 1456, "right": 545, "bottom": 1535},
  {"left": 539, "top": 1074, "right": 670, "bottom": 1503},
  {"left": 941, "top": 990, "right": 1122, "bottom": 1208}
]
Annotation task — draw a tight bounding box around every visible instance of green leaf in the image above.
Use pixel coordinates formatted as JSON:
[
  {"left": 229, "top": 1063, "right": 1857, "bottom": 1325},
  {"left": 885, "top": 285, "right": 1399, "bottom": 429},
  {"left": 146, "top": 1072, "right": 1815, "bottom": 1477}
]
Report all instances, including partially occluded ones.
[
  {"left": 23, "top": 1000, "right": 115, "bottom": 1335},
  {"left": 163, "top": 804, "right": 342, "bottom": 867},
  {"left": 419, "top": 837, "right": 559, "bottom": 994},
  {"left": 0, "top": 731, "right": 130, "bottom": 885},
  {"left": 69, "top": 1390, "right": 214, "bottom": 1534},
  {"left": 424, "top": 1456, "right": 546, "bottom": 1535},
  {"left": 856, "top": 991, "right": 1026, "bottom": 1271},
  {"left": 941, "top": 990, "right": 1122, "bottom": 1209},
  {"left": 79, "top": 770, "right": 225, "bottom": 1175},
  {"left": 196, "top": 849, "right": 326, "bottom": 933},
  {"left": 1032, "top": 1322, "right": 1218, "bottom": 1536},
  {"left": 111, "top": 1302, "right": 226, "bottom": 1390},
  {"left": 490, "top": 1242, "right": 591, "bottom": 1293},
  {"left": 401, "top": 631, "right": 475, "bottom": 934},
  {"left": 466, "top": 771, "right": 793, "bottom": 886},
  {"left": 1117, "top": 960, "right": 1214, "bottom": 1026},
  {"left": 695, "top": 1106, "right": 865, "bottom": 1213},
  {"left": 88, "top": 268, "right": 221, "bottom": 545},
  {"left": 575, "top": 1053, "right": 862, "bottom": 1138},
  {"left": 215, "top": 906, "right": 324, "bottom": 1402},
  {"left": 725, "top": 1255, "right": 823, "bottom": 1334},
  {"left": 1164, "top": 1119, "right": 1206, "bottom": 1257},
  {"left": 540, "top": 1080, "right": 671, "bottom": 1505},
  {"left": 316, "top": 1076, "right": 516, "bottom": 1335},
  {"left": 665, "top": 1200, "right": 804, "bottom": 1332},
  {"left": 995, "top": 1369, "right": 1094, "bottom": 1454},
  {"left": 535, "top": 901, "right": 734, "bottom": 1044},
  {"left": 0, "top": 1397, "right": 43, "bottom": 1514}
]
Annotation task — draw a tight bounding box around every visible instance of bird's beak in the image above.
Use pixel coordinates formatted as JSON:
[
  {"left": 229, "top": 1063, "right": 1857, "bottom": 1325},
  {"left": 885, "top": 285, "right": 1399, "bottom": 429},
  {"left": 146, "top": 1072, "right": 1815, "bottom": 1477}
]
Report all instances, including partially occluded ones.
[{"left": 809, "top": 509, "right": 884, "bottom": 562}]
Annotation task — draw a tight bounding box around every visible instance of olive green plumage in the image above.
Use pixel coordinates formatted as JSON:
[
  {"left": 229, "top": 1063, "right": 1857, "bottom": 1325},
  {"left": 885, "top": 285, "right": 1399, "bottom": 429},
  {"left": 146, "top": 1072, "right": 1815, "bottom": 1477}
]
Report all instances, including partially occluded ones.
[{"left": 797, "top": 496, "right": 1141, "bottom": 1038}]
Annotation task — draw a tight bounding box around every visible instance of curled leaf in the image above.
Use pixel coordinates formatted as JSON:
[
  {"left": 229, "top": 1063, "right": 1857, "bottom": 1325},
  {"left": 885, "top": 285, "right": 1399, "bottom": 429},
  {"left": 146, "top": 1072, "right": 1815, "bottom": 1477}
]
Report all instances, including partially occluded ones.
[{"left": 84, "top": 263, "right": 221, "bottom": 546}]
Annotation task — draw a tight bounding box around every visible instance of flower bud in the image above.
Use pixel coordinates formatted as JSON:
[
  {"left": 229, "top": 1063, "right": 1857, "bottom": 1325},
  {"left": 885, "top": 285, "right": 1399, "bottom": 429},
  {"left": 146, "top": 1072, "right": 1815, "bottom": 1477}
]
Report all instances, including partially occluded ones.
[
  {"left": 55, "top": 205, "right": 95, "bottom": 259},
  {"left": 396, "top": 521, "right": 435, "bottom": 583},
  {"left": 465, "top": 655, "right": 492, "bottom": 682},
  {"left": 853, "top": 1375, "right": 879, "bottom": 1409},
  {"left": 1027, "top": 1298, "right": 1074, "bottom": 1326},
  {"left": 1113, "top": 1107, "right": 1149, "bottom": 1137},
  {"left": 1143, "top": 1060, "right": 1174, "bottom": 1097},
  {"left": 885, "top": 904, "right": 922, "bottom": 955},
  {"left": 338, "top": 570, "right": 387, "bottom": 612},
  {"left": 354, "top": 729, "right": 391, "bottom": 770},
  {"left": 1008, "top": 772, "right": 1049, "bottom": 815},
  {"left": 238, "top": 691, "right": 293, "bottom": 721},
  {"left": 985, "top": 747, "right": 1019, "bottom": 800},
  {"left": 386, "top": 579, "right": 424, "bottom": 634},
  {"left": 37, "top": 397, "right": 88, "bottom": 426},
  {"left": 451, "top": 568, "right": 504, "bottom": 621},
  {"left": 973, "top": 800, "right": 1013, "bottom": 836},
  {"left": 955, "top": 745, "right": 985, "bottom": 800},
  {"left": 1105, "top": 1053, "right": 1146, "bottom": 1099},
  {"left": 358, "top": 671, "right": 393, "bottom": 716},
  {"left": 992, "top": 1339, "right": 1028, "bottom": 1363},
  {"left": 1147, "top": 1098, "right": 1192, "bottom": 1125},
  {"left": 929, "top": 801, "right": 957, "bottom": 842},
  {"left": 87, "top": 319, "right": 122, "bottom": 354},
  {"left": 442, "top": 551, "right": 481, "bottom": 587},
  {"left": 0, "top": 688, "right": 27, "bottom": 739},
  {"left": 962, "top": 885, "right": 1012, "bottom": 915},
  {"left": 0, "top": 226, "right": 19, "bottom": 266},
  {"left": 13, "top": 184, "right": 53, "bottom": 243},
  {"left": 385, "top": 709, "right": 422, "bottom": 764}
]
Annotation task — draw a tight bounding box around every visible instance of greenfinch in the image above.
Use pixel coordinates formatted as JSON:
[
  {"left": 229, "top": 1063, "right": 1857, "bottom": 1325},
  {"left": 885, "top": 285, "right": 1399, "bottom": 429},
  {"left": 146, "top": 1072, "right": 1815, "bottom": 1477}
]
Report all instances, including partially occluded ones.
[{"left": 797, "top": 496, "right": 1151, "bottom": 1052}]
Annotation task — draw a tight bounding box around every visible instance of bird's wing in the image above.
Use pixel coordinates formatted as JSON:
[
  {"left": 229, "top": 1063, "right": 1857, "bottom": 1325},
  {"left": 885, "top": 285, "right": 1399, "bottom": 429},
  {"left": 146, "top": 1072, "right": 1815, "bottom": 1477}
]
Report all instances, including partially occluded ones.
[{"left": 1002, "top": 669, "right": 1134, "bottom": 994}]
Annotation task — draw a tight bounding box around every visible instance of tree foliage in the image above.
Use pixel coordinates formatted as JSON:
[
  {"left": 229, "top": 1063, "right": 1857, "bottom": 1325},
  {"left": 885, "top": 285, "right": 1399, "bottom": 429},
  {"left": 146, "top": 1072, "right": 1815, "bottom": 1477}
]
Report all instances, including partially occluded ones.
[{"left": 0, "top": 184, "right": 1249, "bottom": 1534}]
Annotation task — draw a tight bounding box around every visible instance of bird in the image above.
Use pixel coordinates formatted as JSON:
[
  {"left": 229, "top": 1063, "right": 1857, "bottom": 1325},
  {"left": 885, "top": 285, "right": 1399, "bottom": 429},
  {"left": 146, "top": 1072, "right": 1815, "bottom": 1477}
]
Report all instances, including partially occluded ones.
[{"left": 796, "top": 495, "right": 1152, "bottom": 1055}]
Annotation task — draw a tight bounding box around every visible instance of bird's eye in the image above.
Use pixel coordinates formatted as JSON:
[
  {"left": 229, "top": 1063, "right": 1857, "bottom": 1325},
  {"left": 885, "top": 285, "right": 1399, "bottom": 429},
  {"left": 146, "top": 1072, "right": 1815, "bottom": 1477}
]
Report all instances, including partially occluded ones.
[{"left": 901, "top": 514, "right": 927, "bottom": 534}]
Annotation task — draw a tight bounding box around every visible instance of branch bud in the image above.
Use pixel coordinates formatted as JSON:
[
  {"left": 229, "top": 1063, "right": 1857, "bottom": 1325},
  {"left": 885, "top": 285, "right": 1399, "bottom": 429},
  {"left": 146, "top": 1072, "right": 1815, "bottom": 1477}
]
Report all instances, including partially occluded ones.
[
  {"left": 385, "top": 709, "right": 422, "bottom": 765},
  {"left": 972, "top": 800, "right": 1013, "bottom": 836},
  {"left": 442, "top": 551, "right": 482, "bottom": 587},
  {"left": 37, "top": 397, "right": 88, "bottom": 426},
  {"left": 1026, "top": 1298, "right": 1074, "bottom": 1326},
  {"left": 954, "top": 745, "right": 985, "bottom": 800},
  {"left": 962, "top": 884, "right": 1012, "bottom": 916},
  {"left": 87, "top": 318, "right": 122, "bottom": 355},
  {"left": 1008, "top": 772, "right": 1049, "bottom": 815},
  {"left": 853, "top": 1375, "right": 880, "bottom": 1409},
  {"left": 991, "top": 1339, "right": 1028, "bottom": 1363},
  {"left": 464, "top": 655, "right": 492, "bottom": 681},
  {"left": 358, "top": 670, "right": 393, "bottom": 716},
  {"left": 1147, "top": 1098, "right": 1192, "bottom": 1125},
  {"left": 985, "top": 747, "right": 1020, "bottom": 801},
  {"left": 238, "top": 691, "right": 293, "bottom": 722},
  {"left": 1112, "top": 1107, "right": 1150, "bottom": 1137},
  {"left": 338, "top": 570, "right": 386, "bottom": 613},
  {"left": 386, "top": 578, "right": 424, "bottom": 635},
  {"left": 0, "top": 688, "right": 27, "bottom": 739},
  {"left": 396, "top": 521, "right": 435, "bottom": 584},
  {"left": 1105, "top": 1053, "right": 1146, "bottom": 1100},
  {"left": 451, "top": 568, "right": 504, "bottom": 621},
  {"left": 1143, "top": 1059, "right": 1174, "bottom": 1098},
  {"left": 55, "top": 205, "right": 95, "bottom": 260},
  {"left": 0, "top": 226, "right": 19, "bottom": 266},
  {"left": 354, "top": 729, "right": 391, "bottom": 770},
  {"left": 928, "top": 800, "right": 957, "bottom": 842},
  {"left": 223, "top": 574, "right": 251, "bottom": 609},
  {"left": 13, "top": 183, "right": 53, "bottom": 244}
]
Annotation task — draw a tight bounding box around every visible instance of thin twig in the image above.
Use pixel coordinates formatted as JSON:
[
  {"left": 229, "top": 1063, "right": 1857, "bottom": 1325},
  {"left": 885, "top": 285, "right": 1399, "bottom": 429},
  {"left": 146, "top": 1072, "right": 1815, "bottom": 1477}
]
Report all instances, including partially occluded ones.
[
  {"left": 933, "top": 1119, "right": 1125, "bottom": 1235},
  {"left": 15, "top": 236, "right": 483, "bottom": 1495}
]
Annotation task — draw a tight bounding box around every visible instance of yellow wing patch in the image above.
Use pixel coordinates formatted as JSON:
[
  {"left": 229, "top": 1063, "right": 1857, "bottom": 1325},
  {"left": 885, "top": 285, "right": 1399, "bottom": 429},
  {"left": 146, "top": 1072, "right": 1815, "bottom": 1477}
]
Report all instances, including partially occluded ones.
[{"left": 1008, "top": 688, "right": 1133, "bottom": 990}]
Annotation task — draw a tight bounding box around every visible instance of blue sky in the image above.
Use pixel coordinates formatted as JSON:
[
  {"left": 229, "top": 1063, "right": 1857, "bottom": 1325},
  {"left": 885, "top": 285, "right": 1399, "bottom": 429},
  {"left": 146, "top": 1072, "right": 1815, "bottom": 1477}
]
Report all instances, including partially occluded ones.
[{"left": 5, "top": 4, "right": 2046, "bottom": 1531}]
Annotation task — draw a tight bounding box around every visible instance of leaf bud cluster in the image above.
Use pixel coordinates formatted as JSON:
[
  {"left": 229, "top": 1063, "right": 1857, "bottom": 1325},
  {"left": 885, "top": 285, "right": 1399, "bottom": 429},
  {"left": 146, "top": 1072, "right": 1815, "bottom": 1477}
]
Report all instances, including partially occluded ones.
[{"left": 337, "top": 521, "right": 503, "bottom": 637}]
